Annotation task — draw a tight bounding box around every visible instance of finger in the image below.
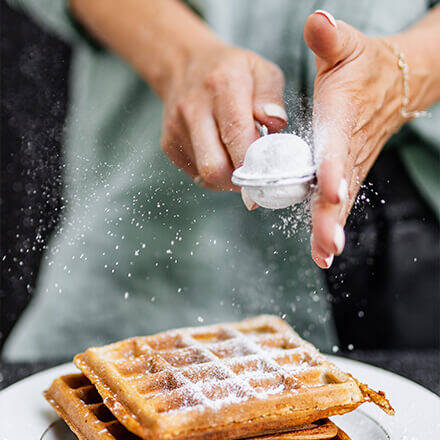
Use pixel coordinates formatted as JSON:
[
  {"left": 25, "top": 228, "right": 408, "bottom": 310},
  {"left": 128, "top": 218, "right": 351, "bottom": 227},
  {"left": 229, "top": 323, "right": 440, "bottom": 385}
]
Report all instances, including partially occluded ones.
[
  {"left": 311, "top": 194, "right": 345, "bottom": 258},
  {"left": 304, "top": 10, "right": 362, "bottom": 69},
  {"left": 161, "top": 130, "right": 199, "bottom": 179},
  {"left": 212, "top": 71, "right": 259, "bottom": 168},
  {"left": 338, "top": 154, "right": 357, "bottom": 225},
  {"left": 311, "top": 128, "right": 350, "bottom": 259},
  {"left": 314, "top": 90, "right": 352, "bottom": 205},
  {"left": 306, "top": 8, "right": 365, "bottom": 205},
  {"left": 162, "top": 140, "right": 199, "bottom": 180},
  {"left": 183, "top": 106, "right": 237, "bottom": 191},
  {"left": 241, "top": 188, "right": 259, "bottom": 211},
  {"left": 311, "top": 234, "right": 334, "bottom": 269},
  {"left": 252, "top": 58, "right": 288, "bottom": 133}
]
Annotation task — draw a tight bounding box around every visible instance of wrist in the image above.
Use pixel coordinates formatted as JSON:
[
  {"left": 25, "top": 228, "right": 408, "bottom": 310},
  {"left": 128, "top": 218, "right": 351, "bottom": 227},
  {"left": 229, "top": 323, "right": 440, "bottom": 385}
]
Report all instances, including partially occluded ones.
[
  {"left": 69, "top": 0, "right": 226, "bottom": 100},
  {"left": 378, "top": 34, "right": 434, "bottom": 126},
  {"left": 385, "top": 31, "right": 440, "bottom": 114}
]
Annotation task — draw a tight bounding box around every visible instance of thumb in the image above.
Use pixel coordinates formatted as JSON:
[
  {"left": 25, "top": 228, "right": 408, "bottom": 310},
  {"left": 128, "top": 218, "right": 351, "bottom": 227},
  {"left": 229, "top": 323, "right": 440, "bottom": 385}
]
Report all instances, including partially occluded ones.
[{"left": 304, "top": 10, "right": 362, "bottom": 69}]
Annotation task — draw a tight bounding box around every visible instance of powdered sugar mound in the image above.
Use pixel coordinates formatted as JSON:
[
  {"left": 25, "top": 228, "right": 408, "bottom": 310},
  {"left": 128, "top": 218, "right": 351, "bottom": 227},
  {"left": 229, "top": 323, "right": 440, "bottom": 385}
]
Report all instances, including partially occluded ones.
[{"left": 241, "top": 134, "right": 314, "bottom": 180}]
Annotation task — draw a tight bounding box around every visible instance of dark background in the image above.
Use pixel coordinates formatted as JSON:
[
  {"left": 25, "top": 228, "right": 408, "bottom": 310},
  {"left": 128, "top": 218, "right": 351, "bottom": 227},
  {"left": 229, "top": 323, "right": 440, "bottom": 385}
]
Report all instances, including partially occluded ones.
[
  {"left": 1, "top": 2, "right": 439, "bottom": 354},
  {"left": 1, "top": 2, "right": 70, "bottom": 349}
]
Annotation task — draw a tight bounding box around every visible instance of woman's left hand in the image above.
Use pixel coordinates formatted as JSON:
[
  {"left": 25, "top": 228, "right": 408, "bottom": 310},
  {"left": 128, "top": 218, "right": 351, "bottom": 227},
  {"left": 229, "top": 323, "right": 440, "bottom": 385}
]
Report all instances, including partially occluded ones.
[{"left": 304, "top": 10, "right": 406, "bottom": 269}]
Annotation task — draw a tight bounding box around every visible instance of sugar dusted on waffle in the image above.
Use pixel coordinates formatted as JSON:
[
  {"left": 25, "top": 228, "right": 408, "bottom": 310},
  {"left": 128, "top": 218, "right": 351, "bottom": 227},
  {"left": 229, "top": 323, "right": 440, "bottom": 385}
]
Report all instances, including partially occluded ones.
[{"left": 72, "top": 315, "right": 393, "bottom": 440}]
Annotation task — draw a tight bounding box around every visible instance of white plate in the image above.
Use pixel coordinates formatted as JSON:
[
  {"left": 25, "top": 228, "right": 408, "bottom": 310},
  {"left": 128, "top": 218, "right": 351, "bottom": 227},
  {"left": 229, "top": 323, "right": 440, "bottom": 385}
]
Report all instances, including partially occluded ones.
[{"left": 0, "top": 356, "right": 438, "bottom": 439}]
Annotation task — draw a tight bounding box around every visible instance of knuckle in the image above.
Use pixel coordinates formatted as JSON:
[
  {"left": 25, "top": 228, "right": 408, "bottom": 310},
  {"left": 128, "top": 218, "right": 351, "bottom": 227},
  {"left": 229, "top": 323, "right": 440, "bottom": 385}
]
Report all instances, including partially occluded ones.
[
  {"left": 270, "top": 63, "right": 285, "bottom": 85},
  {"left": 175, "top": 99, "right": 187, "bottom": 116},
  {"left": 176, "top": 95, "right": 199, "bottom": 123},
  {"left": 162, "top": 109, "right": 180, "bottom": 133},
  {"left": 261, "top": 62, "right": 285, "bottom": 93},
  {"left": 199, "top": 161, "right": 230, "bottom": 186},
  {"left": 220, "top": 119, "right": 247, "bottom": 147},
  {"left": 204, "top": 68, "right": 229, "bottom": 92},
  {"left": 181, "top": 103, "right": 197, "bottom": 124},
  {"left": 162, "top": 116, "right": 175, "bottom": 133}
]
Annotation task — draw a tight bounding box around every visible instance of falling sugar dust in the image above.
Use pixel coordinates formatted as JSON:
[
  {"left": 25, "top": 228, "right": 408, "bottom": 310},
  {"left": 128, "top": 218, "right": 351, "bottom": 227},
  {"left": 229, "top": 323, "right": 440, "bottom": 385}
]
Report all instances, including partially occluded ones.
[
  {"left": 232, "top": 93, "right": 317, "bottom": 238},
  {"left": 3, "top": 85, "right": 335, "bottom": 353},
  {"left": 232, "top": 133, "right": 316, "bottom": 210}
]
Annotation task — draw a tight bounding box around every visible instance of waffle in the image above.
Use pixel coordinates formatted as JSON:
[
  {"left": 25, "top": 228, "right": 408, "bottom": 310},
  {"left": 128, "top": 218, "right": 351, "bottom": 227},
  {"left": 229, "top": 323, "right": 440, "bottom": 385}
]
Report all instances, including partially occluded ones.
[
  {"left": 44, "top": 374, "right": 350, "bottom": 440},
  {"left": 73, "top": 315, "right": 393, "bottom": 439}
]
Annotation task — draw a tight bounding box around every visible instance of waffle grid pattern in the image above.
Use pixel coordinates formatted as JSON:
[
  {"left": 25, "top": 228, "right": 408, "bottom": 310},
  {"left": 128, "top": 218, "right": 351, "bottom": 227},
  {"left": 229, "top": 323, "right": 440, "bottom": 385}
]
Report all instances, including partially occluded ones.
[
  {"left": 74, "top": 316, "right": 382, "bottom": 439},
  {"left": 45, "top": 374, "right": 140, "bottom": 440},
  {"left": 86, "top": 320, "right": 333, "bottom": 415},
  {"left": 45, "top": 374, "right": 346, "bottom": 440}
]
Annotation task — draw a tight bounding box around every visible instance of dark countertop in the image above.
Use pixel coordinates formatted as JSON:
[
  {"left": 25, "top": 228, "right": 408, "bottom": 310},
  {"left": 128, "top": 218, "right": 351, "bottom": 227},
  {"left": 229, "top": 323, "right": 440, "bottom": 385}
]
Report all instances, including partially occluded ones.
[{"left": 1, "top": 349, "right": 439, "bottom": 395}]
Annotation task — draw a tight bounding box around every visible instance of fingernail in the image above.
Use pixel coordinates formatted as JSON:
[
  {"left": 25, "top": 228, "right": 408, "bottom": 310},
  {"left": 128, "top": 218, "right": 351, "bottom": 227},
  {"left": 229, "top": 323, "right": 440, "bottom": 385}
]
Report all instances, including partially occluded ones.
[
  {"left": 263, "top": 104, "right": 288, "bottom": 122},
  {"left": 324, "top": 254, "right": 334, "bottom": 268},
  {"left": 241, "top": 188, "right": 257, "bottom": 211},
  {"left": 337, "top": 178, "right": 348, "bottom": 204},
  {"left": 314, "top": 9, "right": 337, "bottom": 28},
  {"left": 333, "top": 224, "right": 345, "bottom": 255}
]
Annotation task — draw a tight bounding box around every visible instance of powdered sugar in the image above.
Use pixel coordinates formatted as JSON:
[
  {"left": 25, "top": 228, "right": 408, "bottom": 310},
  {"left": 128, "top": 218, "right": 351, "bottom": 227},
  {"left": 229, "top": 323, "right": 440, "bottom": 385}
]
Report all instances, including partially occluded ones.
[
  {"left": 138, "top": 326, "right": 327, "bottom": 414},
  {"left": 232, "top": 134, "right": 315, "bottom": 209}
]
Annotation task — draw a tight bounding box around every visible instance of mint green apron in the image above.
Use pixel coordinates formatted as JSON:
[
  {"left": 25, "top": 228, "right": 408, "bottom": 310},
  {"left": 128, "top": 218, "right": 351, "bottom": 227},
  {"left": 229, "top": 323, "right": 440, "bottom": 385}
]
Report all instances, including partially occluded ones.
[{"left": 4, "top": 0, "right": 438, "bottom": 360}]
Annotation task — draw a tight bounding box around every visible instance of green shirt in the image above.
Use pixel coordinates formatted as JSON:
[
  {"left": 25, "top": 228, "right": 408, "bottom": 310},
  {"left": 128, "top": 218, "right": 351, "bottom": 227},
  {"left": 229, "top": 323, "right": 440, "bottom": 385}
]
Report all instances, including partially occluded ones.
[{"left": 4, "top": 0, "right": 438, "bottom": 360}]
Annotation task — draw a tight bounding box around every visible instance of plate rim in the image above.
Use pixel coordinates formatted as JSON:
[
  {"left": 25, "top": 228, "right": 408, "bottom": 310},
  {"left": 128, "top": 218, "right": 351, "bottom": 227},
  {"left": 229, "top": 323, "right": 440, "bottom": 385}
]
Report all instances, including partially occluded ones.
[
  {"left": 328, "top": 355, "right": 439, "bottom": 399},
  {"left": 1, "top": 355, "right": 439, "bottom": 438},
  {"left": 38, "top": 408, "right": 391, "bottom": 440}
]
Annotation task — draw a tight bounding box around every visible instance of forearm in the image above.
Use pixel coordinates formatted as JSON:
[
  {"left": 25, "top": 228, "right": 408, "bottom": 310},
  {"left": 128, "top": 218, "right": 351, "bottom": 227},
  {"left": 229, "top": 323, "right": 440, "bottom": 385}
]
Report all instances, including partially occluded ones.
[
  {"left": 386, "top": 6, "right": 440, "bottom": 112},
  {"left": 69, "top": 0, "right": 223, "bottom": 98}
]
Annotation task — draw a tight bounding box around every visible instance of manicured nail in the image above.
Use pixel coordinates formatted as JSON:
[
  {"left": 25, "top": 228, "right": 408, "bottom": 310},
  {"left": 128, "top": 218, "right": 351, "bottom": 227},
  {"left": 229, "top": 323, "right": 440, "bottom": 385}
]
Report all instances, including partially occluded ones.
[
  {"left": 263, "top": 104, "right": 288, "bottom": 122},
  {"left": 333, "top": 224, "right": 345, "bottom": 255},
  {"left": 337, "top": 178, "right": 348, "bottom": 204},
  {"left": 241, "top": 188, "right": 258, "bottom": 211},
  {"left": 314, "top": 10, "right": 337, "bottom": 28},
  {"left": 324, "top": 254, "right": 334, "bottom": 269}
]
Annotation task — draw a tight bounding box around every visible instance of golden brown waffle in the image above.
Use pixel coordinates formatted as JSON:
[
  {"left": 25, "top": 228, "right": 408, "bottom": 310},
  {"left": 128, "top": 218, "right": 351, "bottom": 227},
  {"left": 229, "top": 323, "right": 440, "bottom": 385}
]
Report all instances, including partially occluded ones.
[
  {"left": 44, "top": 374, "right": 349, "bottom": 440},
  {"left": 44, "top": 374, "right": 138, "bottom": 440},
  {"left": 74, "top": 315, "right": 392, "bottom": 440}
]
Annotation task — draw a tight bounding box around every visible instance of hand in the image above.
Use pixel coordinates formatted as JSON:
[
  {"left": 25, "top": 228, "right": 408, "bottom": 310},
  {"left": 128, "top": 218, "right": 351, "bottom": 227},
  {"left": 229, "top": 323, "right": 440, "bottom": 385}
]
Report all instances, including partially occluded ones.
[
  {"left": 304, "top": 10, "right": 406, "bottom": 269},
  {"left": 161, "top": 43, "right": 288, "bottom": 192}
]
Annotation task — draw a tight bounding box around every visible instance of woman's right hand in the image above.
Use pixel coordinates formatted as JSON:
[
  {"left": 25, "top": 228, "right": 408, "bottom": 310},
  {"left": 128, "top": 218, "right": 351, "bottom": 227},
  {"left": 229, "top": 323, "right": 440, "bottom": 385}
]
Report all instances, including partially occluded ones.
[
  {"left": 70, "top": 0, "right": 287, "bottom": 195},
  {"left": 161, "top": 43, "right": 288, "bottom": 192}
]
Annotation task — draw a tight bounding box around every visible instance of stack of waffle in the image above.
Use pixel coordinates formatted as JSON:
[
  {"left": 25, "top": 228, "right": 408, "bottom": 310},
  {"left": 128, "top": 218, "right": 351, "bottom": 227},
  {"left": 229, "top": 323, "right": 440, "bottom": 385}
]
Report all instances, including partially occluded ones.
[{"left": 45, "top": 315, "right": 394, "bottom": 439}]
